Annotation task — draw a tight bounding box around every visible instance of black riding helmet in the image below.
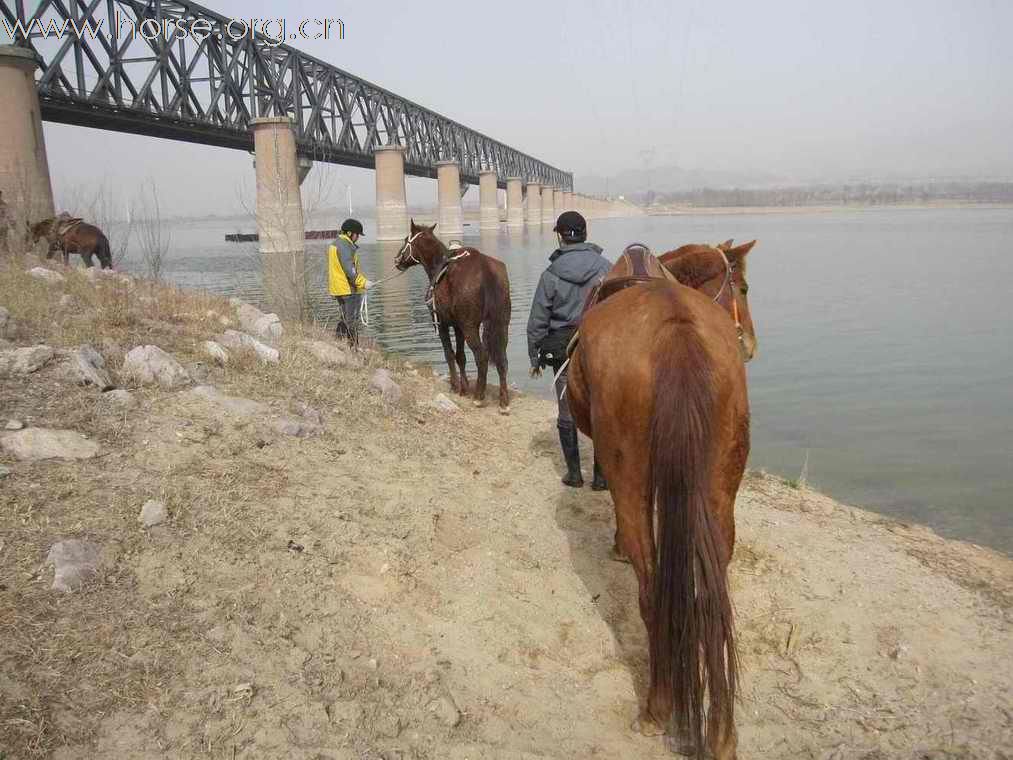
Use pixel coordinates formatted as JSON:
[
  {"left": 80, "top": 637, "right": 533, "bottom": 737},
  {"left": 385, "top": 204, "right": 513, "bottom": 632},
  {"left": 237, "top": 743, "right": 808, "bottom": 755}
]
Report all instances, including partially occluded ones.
[
  {"left": 553, "top": 211, "right": 586, "bottom": 243},
  {"left": 340, "top": 218, "right": 365, "bottom": 236}
]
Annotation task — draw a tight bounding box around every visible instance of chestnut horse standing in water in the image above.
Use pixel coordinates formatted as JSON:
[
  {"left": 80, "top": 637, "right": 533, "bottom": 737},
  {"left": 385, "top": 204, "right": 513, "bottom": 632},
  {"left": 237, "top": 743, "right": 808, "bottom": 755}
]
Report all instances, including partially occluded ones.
[
  {"left": 567, "top": 241, "right": 757, "bottom": 758},
  {"left": 394, "top": 221, "right": 512, "bottom": 412},
  {"left": 30, "top": 215, "right": 113, "bottom": 269}
]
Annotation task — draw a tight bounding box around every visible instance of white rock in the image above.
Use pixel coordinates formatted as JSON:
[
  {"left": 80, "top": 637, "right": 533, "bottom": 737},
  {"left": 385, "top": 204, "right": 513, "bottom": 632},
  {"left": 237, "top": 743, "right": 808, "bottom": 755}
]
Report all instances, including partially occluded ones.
[
  {"left": 0, "top": 345, "right": 54, "bottom": 375},
  {"left": 69, "top": 344, "right": 113, "bottom": 390},
  {"left": 100, "top": 389, "right": 136, "bottom": 409},
  {"left": 138, "top": 499, "right": 168, "bottom": 528},
  {"left": 429, "top": 393, "right": 459, "bottom": 413},
  {"left": 369, "top": 369, "right": 402, "bottom": 403},
  {"left": 295, "top": 402, "right": 324, "bottom": 426},
  {"left": 186, "top": 385, "right": 268, "bottom": 417},
  {"left": 271, "top": 416, "right": 322, "bottom": 437},
  {"left": 301, "top": 340, "right": 351, "bottom": 367},
  {"left": 0, "top": 465, "right": 10, "bottom": 479},
  {"left": 46, "top": 539, "right": 101, "bottom": 592},
  {"left": 219, "top": 330, "right": 280, "bottom": 364},
  {"left": 201, "top": 340, "right": 230, "bottom": 366},
  {"left": 1, "top": 427, "right": 101, "bottom": 461},
  {"left": 27, "top": 267, "right": 64, "bottom": 284},
  {"left": 5, "top": 419, "right": 24, "bottom": 430},
  {"left": 430, "top": 695, "right": 461, "bottom": 727},
  {"left": 253, "top": 313, "right": 284, "bottom": 340},
  {"left": 0, "top": 306, "right": 13, "bottom": 338},
  {"left": 122, "top": 345, "right": 191, "bottom": 389},
  {"left": 234, "top": 301, "right": 283, "bottom": 339}
]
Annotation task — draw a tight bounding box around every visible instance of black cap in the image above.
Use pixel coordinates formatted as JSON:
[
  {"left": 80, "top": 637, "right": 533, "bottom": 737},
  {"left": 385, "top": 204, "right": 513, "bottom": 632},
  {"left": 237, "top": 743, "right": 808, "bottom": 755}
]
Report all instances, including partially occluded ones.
[
  {"left": 341, "top": 218, "right": 365, "bottom": 236},
  {"left": 553, "top": 211, "right": 586, "bottom": 235}
]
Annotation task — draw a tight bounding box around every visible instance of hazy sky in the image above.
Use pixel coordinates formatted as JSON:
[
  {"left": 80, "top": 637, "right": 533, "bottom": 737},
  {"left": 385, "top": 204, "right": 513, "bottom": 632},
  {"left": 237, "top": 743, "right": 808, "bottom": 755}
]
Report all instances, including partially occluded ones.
[{"left": 35, "top": 0, "right": 1013, "bottom": 216}]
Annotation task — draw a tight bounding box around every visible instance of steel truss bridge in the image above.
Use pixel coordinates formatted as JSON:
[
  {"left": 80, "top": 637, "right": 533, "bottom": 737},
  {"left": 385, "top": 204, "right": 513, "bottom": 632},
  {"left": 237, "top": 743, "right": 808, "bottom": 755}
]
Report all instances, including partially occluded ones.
[{"left": 1, "top": 0, "right": 572, "bottom": 189}]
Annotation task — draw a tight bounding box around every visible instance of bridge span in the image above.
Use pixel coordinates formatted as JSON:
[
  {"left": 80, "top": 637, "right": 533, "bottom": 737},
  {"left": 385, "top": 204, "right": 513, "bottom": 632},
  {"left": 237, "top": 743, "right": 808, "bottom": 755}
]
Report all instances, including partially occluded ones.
[{"left": 1, "top": 0, "right": 639, "bottom": 313}]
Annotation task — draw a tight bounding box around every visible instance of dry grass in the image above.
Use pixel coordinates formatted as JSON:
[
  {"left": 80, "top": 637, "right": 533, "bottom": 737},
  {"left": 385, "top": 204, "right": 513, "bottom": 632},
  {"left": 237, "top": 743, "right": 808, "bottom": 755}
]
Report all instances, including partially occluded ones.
[{"left": 0, "top": 255, "right": 433, "bottom": 757}]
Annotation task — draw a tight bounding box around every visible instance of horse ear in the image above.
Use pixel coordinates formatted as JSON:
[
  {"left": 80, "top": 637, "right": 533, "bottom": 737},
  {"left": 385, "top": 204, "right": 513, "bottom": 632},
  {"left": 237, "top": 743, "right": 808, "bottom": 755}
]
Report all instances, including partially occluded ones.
[
  {"left": 410, "top": 218, "right": 417, "bottom": 231},
  {"left": 728, "top": 240, "right": 756, "bottom": 258},
  {"left": 430, "top": 223, "right": 438, "bottom": 233},
  {"left": 719, "top": 239, "right": 734, "bottom": 250}
]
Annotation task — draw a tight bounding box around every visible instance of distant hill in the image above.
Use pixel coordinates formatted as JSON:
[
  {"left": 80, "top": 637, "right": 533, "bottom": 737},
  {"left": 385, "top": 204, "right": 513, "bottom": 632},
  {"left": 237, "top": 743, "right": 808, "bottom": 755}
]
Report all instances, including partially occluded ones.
[{"left": 575, "top": 165, "right": 789, "bottom": 196}]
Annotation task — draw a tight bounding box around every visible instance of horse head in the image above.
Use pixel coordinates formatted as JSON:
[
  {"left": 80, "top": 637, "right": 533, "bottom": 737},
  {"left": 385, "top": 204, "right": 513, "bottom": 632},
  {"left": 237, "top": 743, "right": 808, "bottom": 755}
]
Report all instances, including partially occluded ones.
[
  {"left": 29, "top": 217, "right": 55, "bottom": 243},
  {"left": 394, "top": 219, "right": 443, "bottom": 272},
  {"left": 661, "top": 240, "right": 758, "bottom": 362}
]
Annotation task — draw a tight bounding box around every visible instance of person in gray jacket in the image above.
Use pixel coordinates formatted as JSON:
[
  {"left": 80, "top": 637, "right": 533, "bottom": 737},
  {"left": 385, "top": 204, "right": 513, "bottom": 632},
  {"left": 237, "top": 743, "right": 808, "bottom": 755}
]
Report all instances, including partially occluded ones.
[{"left": 527, "top": 210, "right": 611, "bottom": 489}]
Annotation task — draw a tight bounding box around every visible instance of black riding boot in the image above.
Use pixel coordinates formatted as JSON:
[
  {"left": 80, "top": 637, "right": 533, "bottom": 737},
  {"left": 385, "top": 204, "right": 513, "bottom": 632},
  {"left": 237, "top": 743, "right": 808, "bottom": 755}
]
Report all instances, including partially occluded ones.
[
  {"left": 591, "top": 458, "right": 608, "bottom": 491},
  {"left": 558, "top": 424, "right": 584, "bottom": 488}
]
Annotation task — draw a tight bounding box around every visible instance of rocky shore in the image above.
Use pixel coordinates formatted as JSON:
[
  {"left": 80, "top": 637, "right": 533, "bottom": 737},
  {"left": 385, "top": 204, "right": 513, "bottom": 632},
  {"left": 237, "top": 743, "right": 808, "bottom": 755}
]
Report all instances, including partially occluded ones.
[{"left": 1, "top": 257, "right": 1010, "bottom": 758}]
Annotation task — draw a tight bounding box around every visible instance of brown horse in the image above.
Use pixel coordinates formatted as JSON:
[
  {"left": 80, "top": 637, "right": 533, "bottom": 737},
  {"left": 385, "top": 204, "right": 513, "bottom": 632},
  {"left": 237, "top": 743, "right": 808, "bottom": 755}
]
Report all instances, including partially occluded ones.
[
  {"left": 566, "top": 241, "right": 758, "bottom": 758},
  {"left": 394, "top": 221, "right": 512, "bottom": 412},
  {"left": 30, "top": 215, "right": 113, "bottom": 269}
]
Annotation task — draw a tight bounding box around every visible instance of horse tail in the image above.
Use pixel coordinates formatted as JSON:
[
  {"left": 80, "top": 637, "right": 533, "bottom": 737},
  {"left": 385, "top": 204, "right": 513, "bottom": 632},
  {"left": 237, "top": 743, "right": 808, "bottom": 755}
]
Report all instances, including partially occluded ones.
[
  {"left": 650, "top": 327, "right": 737, "bottom": 756},
  {"left": 479, "top": 256, "right": 510, "bottom": 366},
  {"left": 96, "top": 232, "right": 113, "bottom": 269}
]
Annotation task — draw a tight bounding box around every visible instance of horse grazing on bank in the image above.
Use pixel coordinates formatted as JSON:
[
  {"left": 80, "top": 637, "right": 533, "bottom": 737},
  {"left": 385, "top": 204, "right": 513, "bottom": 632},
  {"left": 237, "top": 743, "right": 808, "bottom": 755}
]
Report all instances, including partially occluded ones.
[
  {"left": 394, "top": 221, "right": 512, "bottom": 412},
  {"left": 30, "top": 214, "right": 113, "bottom": 269},
  {"left": 566, "top": 241, "right": 758, "bottom": 758}
]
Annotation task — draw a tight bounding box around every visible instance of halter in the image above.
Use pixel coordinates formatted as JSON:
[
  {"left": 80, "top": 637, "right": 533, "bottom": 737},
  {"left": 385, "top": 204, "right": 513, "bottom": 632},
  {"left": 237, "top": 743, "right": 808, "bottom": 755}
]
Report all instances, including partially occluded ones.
[
  {"left": 712, "top": 246, "right": 744, "bottom": 346},
  {"left": 396, "top": 230, "right": 425, "bottom": 267}
]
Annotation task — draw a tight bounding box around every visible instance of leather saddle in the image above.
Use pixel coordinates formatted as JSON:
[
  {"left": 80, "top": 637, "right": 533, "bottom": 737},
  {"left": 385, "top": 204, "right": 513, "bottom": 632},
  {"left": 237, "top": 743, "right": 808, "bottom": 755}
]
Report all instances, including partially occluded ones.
[{"left": 566, "top": 243, "right": 677, "bottom": 357}]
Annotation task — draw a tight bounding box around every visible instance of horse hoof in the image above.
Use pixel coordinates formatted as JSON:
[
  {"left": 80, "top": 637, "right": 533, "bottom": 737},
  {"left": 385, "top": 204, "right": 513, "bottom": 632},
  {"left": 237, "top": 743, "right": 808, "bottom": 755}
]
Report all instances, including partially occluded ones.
[
  {"left": 631, "top": 715, "right": 666, "bottom": 737},
  {"left": 498, "top": 406, "right": 511, "bottom": 416},
  {"left": 609, "top": 545, "right": 632, "bottom": 564}
]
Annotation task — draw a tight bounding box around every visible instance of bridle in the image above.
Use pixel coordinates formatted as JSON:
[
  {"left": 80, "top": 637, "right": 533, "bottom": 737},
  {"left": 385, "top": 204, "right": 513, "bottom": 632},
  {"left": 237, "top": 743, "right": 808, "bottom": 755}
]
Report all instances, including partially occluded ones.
[
  {"left": 712, "top": 246, "right": 745, "bottom": 346},
  {"left": 396, "top": 230, "right": 425, "bottom": 267}
]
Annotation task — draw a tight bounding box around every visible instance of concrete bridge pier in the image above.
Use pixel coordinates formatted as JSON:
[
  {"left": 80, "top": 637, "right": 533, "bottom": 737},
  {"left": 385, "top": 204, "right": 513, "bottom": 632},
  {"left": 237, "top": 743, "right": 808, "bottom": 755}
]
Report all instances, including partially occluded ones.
[
  {"left": 0, "top": 46, "right": 55, "bottom": 244},
  {"left": 562, "top": 191, "right": 574, "bottom": 213},
  {"left": 526, "top": 182, "right": 542, "bottom": 226},
  {"left": 541, "top": 186, "right": 555, "bottom": 225},
  {"left": 479, "top": 170, "right": 499, "bottom": 231},
  {"left": 252, "top": 116, "right": 306, "bottom": 320},
  {"left": 553, "top": 188, "right": 565, "bottom": 218},
  {"left": 506, "top": 177, "right": 524, "bottom": 227},
  {"left": 375, "top": 145, "right": 409, "bottom": 241},
  {"left": 436, "top": 160, "right": 464, "bottom": 237}
]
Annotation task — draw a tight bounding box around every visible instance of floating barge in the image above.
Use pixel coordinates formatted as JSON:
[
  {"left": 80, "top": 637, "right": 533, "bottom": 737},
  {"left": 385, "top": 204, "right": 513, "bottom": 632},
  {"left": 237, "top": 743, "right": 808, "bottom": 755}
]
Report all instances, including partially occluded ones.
[{"left": 225, "top": 229, "right": 339, "bottom": 243}]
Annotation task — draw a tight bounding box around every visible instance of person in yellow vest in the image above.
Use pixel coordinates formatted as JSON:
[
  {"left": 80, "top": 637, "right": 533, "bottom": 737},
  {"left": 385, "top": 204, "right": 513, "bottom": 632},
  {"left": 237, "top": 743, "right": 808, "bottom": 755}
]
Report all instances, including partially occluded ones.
[{"left": 327, "top": 218, "right": 372, "bottom": 346}]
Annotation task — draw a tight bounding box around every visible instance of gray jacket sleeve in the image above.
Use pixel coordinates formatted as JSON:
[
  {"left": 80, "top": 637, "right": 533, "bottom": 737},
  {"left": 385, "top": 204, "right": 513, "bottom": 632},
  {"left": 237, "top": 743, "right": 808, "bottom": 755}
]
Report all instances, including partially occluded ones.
[
  {"left": 526, "top": 271, "right": 555, "bottom": 367},
  {"left": 336, "top": 239, "right": 359, "bottom": 284}
]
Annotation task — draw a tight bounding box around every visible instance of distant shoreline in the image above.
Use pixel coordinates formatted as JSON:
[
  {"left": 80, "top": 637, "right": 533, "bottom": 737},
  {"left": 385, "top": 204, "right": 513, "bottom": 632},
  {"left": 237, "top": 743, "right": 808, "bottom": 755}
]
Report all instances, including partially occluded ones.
[{"left": 645, "top": 201, "right": 1013, "bottom": 217}]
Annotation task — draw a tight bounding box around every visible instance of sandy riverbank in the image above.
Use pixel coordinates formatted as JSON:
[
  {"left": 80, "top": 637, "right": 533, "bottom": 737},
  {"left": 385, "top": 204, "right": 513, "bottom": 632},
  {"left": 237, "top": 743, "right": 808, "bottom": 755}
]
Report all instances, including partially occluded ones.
[{"left": 1, "top": 258, "right": 1010, "bottom": 759}]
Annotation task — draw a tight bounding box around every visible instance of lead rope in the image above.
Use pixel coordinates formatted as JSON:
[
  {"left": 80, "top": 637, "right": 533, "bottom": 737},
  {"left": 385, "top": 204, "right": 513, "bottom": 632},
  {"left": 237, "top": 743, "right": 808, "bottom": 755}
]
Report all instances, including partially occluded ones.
[{"left": 358, "top": 266, "right": 408, "bottom": 327}]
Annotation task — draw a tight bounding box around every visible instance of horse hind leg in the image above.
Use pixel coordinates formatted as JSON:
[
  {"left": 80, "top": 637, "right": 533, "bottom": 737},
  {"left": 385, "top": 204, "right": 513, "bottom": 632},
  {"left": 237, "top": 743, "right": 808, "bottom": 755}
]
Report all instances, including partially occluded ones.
[
  {"left": 81, "top": 252, "right": 94, "bottom": 268},
  {"left": 463, "top": 325, "right": 488, "bottom": 407},
  {"left": 610, "top": 475, "right": 668, "bottom": 736},
  {"left": 438, "top": 324, "right": 460, "bottom": 393},
  {"left": 453, "top": 326, "right": 470, "bottom": 397},
  {"left": 494, "top": 337, "right": 510, "bottom": 414}
]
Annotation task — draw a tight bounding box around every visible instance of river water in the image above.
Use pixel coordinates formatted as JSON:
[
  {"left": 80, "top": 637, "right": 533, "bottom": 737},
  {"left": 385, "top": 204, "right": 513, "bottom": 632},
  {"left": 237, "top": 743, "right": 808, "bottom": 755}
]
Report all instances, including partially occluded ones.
[{"left": 142, "top": 206, "right": 1012, "bottom": 554}]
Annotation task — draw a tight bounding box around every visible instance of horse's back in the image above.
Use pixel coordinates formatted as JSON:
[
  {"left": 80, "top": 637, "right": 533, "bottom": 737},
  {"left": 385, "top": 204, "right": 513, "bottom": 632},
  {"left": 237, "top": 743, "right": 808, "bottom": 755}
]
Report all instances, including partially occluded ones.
[{"left": 579, "top": 280, "right": 745, "bottom": 396}]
